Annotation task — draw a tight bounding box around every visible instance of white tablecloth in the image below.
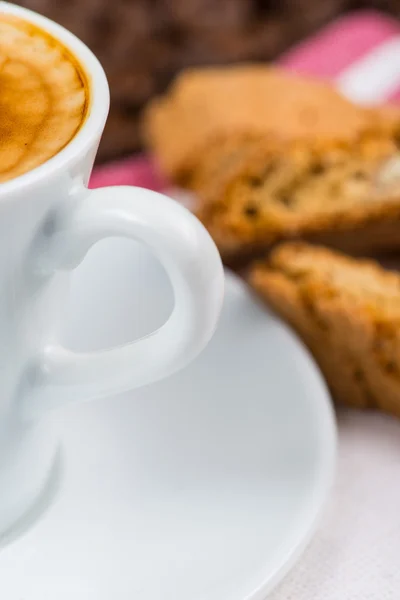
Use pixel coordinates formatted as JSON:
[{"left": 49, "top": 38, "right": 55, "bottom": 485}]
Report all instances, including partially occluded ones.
[{"left": 270, "top": 409, "right": 400, "bottom": 599}]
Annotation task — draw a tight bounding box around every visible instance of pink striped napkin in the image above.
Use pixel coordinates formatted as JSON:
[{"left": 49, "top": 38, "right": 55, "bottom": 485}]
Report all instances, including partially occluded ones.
[{"left": 90, "top": 9, "right": 400, "bottom": 191}]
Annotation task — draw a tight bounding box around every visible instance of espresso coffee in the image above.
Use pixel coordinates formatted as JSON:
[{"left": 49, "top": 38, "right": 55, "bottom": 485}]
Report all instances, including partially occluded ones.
[{"left": 0, "top": 14, "right": 89, "bottom": 183}]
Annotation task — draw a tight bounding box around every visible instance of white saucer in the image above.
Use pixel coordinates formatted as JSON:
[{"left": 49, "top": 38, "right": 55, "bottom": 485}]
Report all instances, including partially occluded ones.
[{"left": 0, "top": 240, "right": 336, "bottom": 600}]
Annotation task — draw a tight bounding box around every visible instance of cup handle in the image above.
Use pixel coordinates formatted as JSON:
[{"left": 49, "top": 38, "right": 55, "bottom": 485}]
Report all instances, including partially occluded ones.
[{"left": 22, "top": 185, "right": 224, "bottom": 418}]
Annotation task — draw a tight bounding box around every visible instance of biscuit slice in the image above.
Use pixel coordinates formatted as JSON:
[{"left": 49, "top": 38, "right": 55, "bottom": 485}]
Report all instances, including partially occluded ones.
[
  {"left": 195, "top": 135, "right": 400, "bottom": 265},
  {"left": 249, "top": 243, "right": 400, "bottom": 417},
  {"left": 143, "top": 65, "right": 395, "bottom": 185},
  {"left": 144, "top": 66, "right": 400, "bottom": 264}
]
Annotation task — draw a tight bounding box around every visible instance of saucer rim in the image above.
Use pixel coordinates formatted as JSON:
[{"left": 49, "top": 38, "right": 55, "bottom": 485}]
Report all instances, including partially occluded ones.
[{"left": 225, "top": 272, "right": 337, "bottom": 599}]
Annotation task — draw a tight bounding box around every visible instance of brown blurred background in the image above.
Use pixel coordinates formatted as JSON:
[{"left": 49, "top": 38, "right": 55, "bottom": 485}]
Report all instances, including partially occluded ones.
[{"left": 16, "top": 0, "right": 400, "bottom": 161}]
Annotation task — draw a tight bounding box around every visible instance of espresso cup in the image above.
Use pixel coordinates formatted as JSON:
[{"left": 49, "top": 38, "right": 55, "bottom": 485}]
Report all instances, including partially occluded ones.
[{"left": 0, "top": 1, "right": 224, "bottom": 535}]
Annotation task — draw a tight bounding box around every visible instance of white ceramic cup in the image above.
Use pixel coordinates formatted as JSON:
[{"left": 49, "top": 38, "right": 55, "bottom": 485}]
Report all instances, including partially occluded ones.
[{"left": 0, "top": 2, "right": 224, "bottom": 535}]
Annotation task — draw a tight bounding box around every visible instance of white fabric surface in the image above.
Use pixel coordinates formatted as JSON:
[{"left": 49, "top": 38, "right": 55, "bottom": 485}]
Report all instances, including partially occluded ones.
[{"left": 270, "top": 409, "right": 400, "bottom": 599}]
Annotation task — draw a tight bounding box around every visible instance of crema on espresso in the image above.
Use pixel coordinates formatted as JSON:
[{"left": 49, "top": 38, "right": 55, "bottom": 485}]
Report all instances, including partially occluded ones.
[{"left": 0, "top": 14, "right": 89, "bottom": 183}]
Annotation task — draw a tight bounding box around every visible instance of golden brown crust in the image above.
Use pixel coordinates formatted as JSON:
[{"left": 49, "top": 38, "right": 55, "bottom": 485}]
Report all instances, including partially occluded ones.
[
  {"left": 249, "top": 243, "right": 400, "bottom": 417},
  {"left": 143, "top": 65, "right": 392, "bottom": 183}
]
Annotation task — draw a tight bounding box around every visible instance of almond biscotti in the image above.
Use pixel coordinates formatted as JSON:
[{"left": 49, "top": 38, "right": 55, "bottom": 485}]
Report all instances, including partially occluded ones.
[
  {"left": 249, "top": 243, "right": 400, "bottom": 417},
  {"left": 144, "top": 66, "right": 400, "bottom": 265},
  {"left": 143, "top": 65, "right": 395, "bottom": 185},
  {"left": 195, "top": 135, "right": 400, "bottom": 264}
]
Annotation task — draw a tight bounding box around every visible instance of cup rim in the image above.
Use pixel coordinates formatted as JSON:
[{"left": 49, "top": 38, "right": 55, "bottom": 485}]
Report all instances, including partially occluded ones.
[{"left": 0, "top": 1, "right": 110, "bottom": 198}]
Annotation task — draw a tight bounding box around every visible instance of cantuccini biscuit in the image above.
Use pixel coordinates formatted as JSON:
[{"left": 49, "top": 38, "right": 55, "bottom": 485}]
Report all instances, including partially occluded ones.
[
  {"left": 249, "top": 243, "right": 400, "bottom": 418},
  {"left": 195, "top": 135, "right": 400, "bottom": 264},
  {"left": 143, "top": 65, "right": 398, "bottom": 185},
  {"left": 144, "top": 66, "right": 400, "bottom": 264}
]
